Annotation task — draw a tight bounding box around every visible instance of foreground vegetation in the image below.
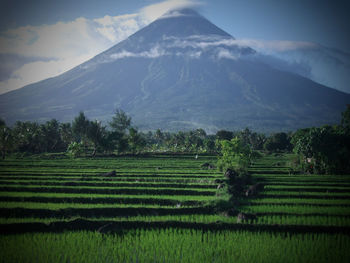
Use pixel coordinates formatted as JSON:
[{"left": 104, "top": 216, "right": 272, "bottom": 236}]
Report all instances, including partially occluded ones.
[
  {"left": 1, "top": 230, "right": 349, "bottom": 263},
  {"left": 0, "top": 152, "right": 350, "bottom": 262},
  {"left": 0, "top": 107, "right": 350, "bottom": 261}
]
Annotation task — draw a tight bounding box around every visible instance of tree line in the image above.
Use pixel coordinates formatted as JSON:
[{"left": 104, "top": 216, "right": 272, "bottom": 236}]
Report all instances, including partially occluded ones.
[
  {"left": 1, "top": 106, "right": 350, "bottom": 174},
  {"left": 0, "top": 109, "right": 291, "bottom": 158}
]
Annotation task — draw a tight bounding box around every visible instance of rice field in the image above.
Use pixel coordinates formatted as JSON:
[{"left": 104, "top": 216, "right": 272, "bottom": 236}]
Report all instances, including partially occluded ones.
[{"left": 0, "top": 153, "right": 350, "bottom": 262}]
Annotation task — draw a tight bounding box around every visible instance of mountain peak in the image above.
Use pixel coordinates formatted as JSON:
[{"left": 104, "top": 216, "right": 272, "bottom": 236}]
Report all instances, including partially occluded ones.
[
  {"left": 159, "top": 8, "right": 202, "bottom": 19},
  {"left": 131, "top": 8, "right": 231, "bottom": 41},
  {"left": 1, "top": 7, "right": 349, "bottom": 131}
]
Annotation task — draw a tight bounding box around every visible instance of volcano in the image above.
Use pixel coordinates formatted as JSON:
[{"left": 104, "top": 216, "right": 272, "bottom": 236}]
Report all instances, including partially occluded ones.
[{"left": 0, "top": 8, "right": 349, "bottom": 132}]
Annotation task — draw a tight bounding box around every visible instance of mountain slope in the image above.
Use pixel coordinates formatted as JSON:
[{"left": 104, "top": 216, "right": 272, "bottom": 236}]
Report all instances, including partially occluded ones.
[{"left": 0, "top": 8, "right": 349, "bottom": 132}]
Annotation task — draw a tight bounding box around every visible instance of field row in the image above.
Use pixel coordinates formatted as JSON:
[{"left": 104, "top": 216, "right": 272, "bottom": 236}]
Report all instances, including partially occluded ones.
[
  {"left": 2, "top": 214, "right": 350, "bottom": 227},
  {"left": 0, "top": 180, "right": 216, "bottom": 189},
  {"left": 1, "top": 218, "right": 350, "bottom": 235},
  {"left": 0, "top": 186, "right": 216, "bottom": 196},
  {"left": 2, "top": 181, "right": 350, "bottom": 193},
  {"left": 1, "top": 229, "right": 349, "bottom": 263}
]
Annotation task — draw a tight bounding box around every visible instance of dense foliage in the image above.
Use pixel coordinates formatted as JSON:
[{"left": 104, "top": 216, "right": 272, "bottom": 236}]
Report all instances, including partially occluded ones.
[
  {"left": 291, "top": 105, "right": 350, "bottom": 174},
  {"left": 2, "top": 230, "right": 349, "bottom": 263},
  {"left": 216, "top": 137, "right": 252, "bottom": 171},
  {"left": 1, "top": 106, "right": 349, "bottom": 175},
  {"left": 0, "top": 111, "right": 273, "bottom": 158}
]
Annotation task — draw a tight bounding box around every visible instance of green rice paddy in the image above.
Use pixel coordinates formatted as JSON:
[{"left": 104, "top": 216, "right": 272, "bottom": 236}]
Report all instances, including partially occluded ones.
[{"left": 0, "top": 153, "right": 349, "bottom": 262}]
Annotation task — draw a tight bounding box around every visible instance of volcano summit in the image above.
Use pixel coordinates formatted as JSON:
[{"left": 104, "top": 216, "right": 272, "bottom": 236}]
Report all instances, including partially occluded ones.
[{"left": 0, "top": 8, "right": 349, "bottom": 131}]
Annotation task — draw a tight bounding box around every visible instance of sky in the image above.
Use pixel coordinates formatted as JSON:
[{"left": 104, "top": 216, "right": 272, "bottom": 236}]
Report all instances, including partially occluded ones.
[{"left": 0, "top": 0, "right": 349, "bottom": 94}]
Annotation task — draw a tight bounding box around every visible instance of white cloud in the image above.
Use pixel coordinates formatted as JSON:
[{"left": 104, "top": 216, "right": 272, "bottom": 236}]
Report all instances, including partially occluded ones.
[
  {"left": 217, "top": 48, "right": 238, "bottom": 60},
  {"left": 93, "top": 14, "right": 140, "bottom": 43},
  {"left": 188, "top": 51, "right": 202, "bottom": 58},
  {"left": 165, "top": 35, "right": 237, "bottom": 49},
  {"left": 110, "top": 46, "right": 168, "bottom": 60},
  {"left": 0, "top": 13, "right": 143, "bottom": 94},
  {"left": 139, "top": 0, "right": 202, "bottom": 23},
  {"left": 230, "top": 39, "right": 317, "bottom": 52},
  {"left": 0, "top": 0, "right": 201, "bottom": 94}
]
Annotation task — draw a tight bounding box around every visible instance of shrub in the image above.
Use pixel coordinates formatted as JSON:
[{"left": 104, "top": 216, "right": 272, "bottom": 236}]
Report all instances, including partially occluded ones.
[{"left": 67, "top": 142, "right": 84, "bottom": 158}]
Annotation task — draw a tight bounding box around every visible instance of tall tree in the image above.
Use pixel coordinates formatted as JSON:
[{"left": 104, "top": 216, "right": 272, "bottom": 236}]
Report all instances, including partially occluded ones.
[
  {"left": 109, "top": 109, "right": 131, "bottom": 134},
  {"left": 216, "top": 130, "right": 234, "bottom": 141},
  {"left": 59, "top": 123, "right": 74, "bottom": 147},
  {"left": 86, "top": 120, "right": 108, "bottom": 157},
  {"left": 128, "top": 127, "right": 146, "bottom": 154},
  {"left": 12, "top": 121, "right": 42, "bottom": 153},
  {"left": 108, "top": 109, "right": 132, "bottom": 154},
  {"left": 341, "top": 104, "right": 350, "bottom": 134},
  {"left": 72, "top": 112, "right": 90, "bottom": 142},
  {"left": 0, "top": 120, "right": 12, "bottom": 159},
  {"left": 264, "top": 132, "right": 292, "bottom": 152},
  {"left": 40, "top": 119, "right": 63, "bottom": 152}
]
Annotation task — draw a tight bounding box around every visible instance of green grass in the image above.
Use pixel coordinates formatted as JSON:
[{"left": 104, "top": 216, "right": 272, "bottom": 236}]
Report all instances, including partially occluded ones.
[
  {"left": 1, "top": 230, "right": 349, "bottom": 263},
  {"left": 248, "top": 198, "right": 350, "bottom": 206},
  {"left": 241, "top": 204, "right": 350, "bottom": 215},
  {"left": 0, "top": 201, "right": 200, "bottom": 209},
  {"left": 253, "top": 215, "right": 350, "bottom": 226},
  {"left": 261, "top": 190, "right": 350, "bottom": 197},
  {"left": 0, "top": 179, "right": 216, "bottom": 189},
  {"left": 1, "top": 153, "right": 350, "bottom": 261},
  {"left": 0, "top": 191, "right": 216, "bottom": 202}
]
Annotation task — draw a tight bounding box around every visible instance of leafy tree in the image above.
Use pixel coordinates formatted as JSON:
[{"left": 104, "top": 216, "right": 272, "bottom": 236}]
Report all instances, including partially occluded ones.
[
  {"left": 194, "top": 128, "right": 206, "bottom": 138},
  {"left": 60, "top": 123, "right": 74, "bottom": 146},
  {"left": 0, "top": 121, "right": 13, "bottom": 159},
  {"left": 155, "top": 129, "right": 164, "bottom": 144},
  {"left": 108, "top": 130, "right": 129, "bottom": 154},
  {"left": 109, "top": 109, "right": 131, "bottom": 134},
  {"left": 203, "top": 136, "right": 216, "bottom": 153},
  {"left": 67, "top": 142, "right": 84, "bottom": 158},
  {"left": 216, "top": 130, "right": 234, "bottom": 141},
  {"left": 128, "top": 127, "right": 146, "bottom": 154},
  {"left": 264, "top": 132, "right": 292, "bottom": 152},
  {"left": 291, "top": 125, "right": 350, "bottom": 174},
  {"left": 169, "top": 132, "right": 186, "bottom": 151},
  {"left": 107, "top": 109, "right": 133, "bottom": 154},
  {"left": 341, "top": 104, "right": 350, "bottom": 134},
  {"left": 86, "top": 120, "right": 108, "bottom": 156},
  {"left": 40, "top": 119, "right": 63, "bottom": 152},
  {"left": 217, "top": 137, "right": 252, "bottom": 171},
  {"left": 72, "top": 111, "right": 90, "bottom": 142},
  {"left": 184, "top": 130, "right": 204, "bottom": 151},
  {"left": 239, "top": 128, "right": 252, "bottom": 146},
  {"left": 12, "top": 121, "right": 42, "bottom": 153},
  {"left": 71, "top": 111, "right": 92, "bottom": 155}
]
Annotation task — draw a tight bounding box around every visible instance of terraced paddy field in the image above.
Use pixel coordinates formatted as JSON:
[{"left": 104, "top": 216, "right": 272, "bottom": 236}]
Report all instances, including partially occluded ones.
[{"left": 0, "top": 153, "right": 350, "bottom": 263}]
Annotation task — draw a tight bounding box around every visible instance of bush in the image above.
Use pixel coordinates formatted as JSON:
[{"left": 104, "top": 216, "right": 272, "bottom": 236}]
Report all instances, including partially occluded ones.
[
  {"left": 217, "top": 137, "right": 252, "bottom": 171},
  {"left": 67, "top": 142, "right": 84, "bottom": 158}
]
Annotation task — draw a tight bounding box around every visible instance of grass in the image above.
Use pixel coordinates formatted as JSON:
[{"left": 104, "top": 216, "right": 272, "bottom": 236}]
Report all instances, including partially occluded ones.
[
  {"left": 1, "top": 230, "right": 349, "bottom": 263},
  {"left": 0, "top": 201, "right": 200, "bottom": 209},
  {"left": 0, "top": 153, "right": 350, "bottom": 261},
  {"left": 240, "top": 204, "right": 350, "bottom": 215}
]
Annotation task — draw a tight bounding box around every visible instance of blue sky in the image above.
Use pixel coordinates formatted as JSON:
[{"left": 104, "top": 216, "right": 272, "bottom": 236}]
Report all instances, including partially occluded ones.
[{"left": 0, "top": 0, "right": 349, "bottom": 94}]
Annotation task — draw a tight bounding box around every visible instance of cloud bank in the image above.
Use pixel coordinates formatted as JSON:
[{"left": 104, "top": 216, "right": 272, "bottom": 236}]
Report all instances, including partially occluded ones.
[{"left": 0, "top": 0, "right": 200, "bottom": 94}]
